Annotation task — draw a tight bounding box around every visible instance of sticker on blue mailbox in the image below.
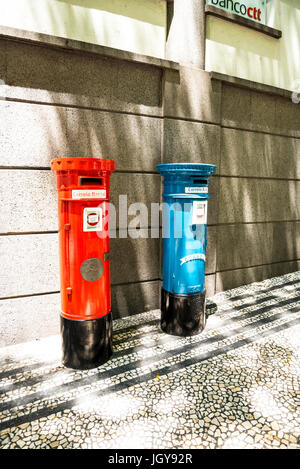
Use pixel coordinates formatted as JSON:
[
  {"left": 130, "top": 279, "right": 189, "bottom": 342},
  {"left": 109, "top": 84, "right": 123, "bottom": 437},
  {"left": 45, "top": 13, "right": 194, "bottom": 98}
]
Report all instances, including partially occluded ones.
[{"left": 192, "top": 201, "right": 207, "bottom": 224}]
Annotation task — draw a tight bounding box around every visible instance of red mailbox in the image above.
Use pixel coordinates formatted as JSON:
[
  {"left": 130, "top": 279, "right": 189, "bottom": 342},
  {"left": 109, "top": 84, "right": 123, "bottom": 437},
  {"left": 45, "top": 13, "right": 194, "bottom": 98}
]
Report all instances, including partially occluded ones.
[{"left": 51, "top": 157, "right": 115, "bottom": 369}]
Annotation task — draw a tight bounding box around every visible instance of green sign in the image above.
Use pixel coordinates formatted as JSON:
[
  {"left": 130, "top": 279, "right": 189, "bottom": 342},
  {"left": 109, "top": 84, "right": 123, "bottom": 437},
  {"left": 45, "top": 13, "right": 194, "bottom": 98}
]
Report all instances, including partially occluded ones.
[{"left": 206, "top": 0, "right": 266, "bottom": 24}]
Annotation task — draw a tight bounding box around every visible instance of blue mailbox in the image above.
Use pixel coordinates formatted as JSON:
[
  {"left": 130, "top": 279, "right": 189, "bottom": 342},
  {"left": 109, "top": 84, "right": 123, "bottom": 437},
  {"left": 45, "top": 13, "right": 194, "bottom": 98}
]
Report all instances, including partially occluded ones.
[{"left": 157, "top": 163, "right": 217, "bottom": 336}]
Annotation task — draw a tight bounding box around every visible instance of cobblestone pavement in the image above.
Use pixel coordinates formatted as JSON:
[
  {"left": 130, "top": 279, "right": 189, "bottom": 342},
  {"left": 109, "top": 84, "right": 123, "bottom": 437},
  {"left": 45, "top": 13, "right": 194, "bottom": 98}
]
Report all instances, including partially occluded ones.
[{"left": 0, "top": 272, "right": 300, "bottom": 449}]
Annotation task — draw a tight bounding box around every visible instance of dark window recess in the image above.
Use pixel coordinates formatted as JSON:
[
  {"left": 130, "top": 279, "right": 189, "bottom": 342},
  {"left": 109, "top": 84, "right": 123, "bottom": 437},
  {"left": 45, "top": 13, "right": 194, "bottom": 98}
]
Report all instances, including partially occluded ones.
[{"left": 80, "top": 177, "right": 103, "bottom": 186}]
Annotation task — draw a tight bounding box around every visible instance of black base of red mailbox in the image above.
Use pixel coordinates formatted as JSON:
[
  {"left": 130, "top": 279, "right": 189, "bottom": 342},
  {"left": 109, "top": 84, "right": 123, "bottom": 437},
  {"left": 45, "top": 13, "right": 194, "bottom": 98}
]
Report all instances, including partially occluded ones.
[
  {"left": 60, "top": 313, "right": 112, "bottom": 370},
  {"left": 161, "top": 289, "right": 206, "bottom": 337}
]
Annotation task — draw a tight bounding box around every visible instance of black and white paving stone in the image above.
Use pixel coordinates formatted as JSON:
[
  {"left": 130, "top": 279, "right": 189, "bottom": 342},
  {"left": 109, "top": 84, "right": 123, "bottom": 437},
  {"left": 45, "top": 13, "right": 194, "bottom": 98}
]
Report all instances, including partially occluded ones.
[{"left": 0, "top": 272, "right": 300, "bottom": 449}]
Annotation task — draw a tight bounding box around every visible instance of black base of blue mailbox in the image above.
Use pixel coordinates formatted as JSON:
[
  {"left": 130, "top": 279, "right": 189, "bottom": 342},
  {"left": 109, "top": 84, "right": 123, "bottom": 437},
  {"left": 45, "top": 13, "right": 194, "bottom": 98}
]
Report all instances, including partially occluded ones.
[{"left": 161, "top": 289, "right": 206, "bottom": 337}]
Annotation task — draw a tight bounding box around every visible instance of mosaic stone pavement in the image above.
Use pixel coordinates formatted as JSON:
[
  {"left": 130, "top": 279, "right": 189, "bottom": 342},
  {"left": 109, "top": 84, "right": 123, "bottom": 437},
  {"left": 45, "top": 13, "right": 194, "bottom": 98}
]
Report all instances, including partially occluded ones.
[{"left": 0, "top": 272, "right": 300, "bottom": 449}]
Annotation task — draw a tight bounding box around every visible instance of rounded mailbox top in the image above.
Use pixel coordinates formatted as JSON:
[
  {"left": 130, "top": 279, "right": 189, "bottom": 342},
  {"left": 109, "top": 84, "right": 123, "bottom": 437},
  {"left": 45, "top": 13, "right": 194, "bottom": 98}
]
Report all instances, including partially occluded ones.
[
  {"left": 157, "top": 163, "right": 216, "bottom": 176},
  {"left": 51, "top": 157, "right": 115, "bottom": 173}
]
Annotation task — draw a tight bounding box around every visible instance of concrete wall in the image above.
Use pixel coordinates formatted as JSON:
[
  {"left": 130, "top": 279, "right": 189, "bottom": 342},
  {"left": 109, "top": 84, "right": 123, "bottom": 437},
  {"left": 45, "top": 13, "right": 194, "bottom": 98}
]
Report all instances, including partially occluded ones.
[
  {"left": 0, "top": 0, "right": 167, "bottom": 58},
  {"left": 206, "top": 0, "right": 300, "bottom": 91},
  {"left": 0, "top": 26, "right": 299, "bottom": 346}
]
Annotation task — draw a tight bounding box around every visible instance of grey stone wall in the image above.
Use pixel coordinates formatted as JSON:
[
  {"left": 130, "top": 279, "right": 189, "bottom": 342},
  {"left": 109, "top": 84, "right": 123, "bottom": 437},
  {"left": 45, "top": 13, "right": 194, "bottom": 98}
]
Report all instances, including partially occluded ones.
[{"left": 0, "top": 33, "right": 299, "bottom": 346}]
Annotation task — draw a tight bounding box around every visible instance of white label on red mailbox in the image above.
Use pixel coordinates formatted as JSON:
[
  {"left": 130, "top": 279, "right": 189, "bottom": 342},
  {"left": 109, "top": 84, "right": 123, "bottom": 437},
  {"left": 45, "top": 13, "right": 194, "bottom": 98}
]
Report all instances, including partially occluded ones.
[
  {"left": 72, "top": 189, "right": 106, "bottom": 199},
  {"left": 83, "top": 207, "right": 102, "bottom": 232},
  {"left": 185, "top": 187, "right": 208, "bottom": 194},
  {"left": 192, "top": 201, "right": 207, "bottom": 225}
]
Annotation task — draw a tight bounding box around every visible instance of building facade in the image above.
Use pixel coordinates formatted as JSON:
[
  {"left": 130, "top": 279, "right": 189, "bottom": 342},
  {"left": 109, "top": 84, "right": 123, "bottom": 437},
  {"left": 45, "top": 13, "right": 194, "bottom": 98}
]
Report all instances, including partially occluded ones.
[{"left": 0, "top": 0, "right": 299, "bottom": 346}]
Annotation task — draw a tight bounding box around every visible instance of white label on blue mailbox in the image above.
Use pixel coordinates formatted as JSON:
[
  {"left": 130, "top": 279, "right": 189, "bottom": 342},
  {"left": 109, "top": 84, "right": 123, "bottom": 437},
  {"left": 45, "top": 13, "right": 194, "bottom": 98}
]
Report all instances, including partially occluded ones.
[
  {"left": 180, "top": 253, "right": 206, "bottom": 266},
  {"left": 192, "top": 201, "right": 207, "bottom": 225},
  {"left": 185, "top": 187, "right": 208, "bottom": 194}
]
